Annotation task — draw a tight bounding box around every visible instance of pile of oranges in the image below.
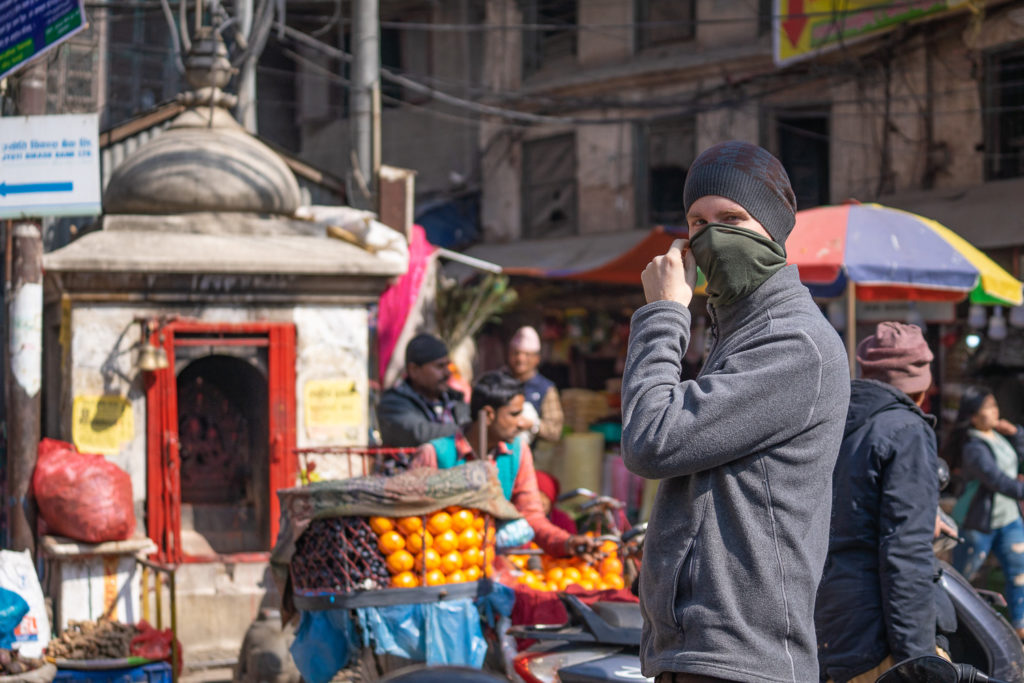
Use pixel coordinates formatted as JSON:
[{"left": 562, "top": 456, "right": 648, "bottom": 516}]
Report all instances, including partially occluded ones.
[
  {"left": 507, "top": 539, "right": 625, "bottom": 592},
  {"left": 369, "top": 507, "right": 494, "bottom": 589}
]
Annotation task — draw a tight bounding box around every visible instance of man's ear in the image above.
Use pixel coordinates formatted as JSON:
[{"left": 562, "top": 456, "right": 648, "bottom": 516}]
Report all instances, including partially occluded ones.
[{"left": 483, "top": 405, "right": 496, "bottom": 425}]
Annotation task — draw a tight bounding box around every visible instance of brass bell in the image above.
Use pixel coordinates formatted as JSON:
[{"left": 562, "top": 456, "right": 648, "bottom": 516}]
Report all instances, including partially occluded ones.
[{"left": 138, "top": 342, "right": 169, "bottom": 372}]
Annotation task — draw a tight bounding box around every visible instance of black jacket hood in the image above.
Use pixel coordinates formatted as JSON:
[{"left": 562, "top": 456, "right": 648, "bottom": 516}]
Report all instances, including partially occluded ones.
[{"left": 845, "top": 378, "right": 935, "bottom": 438}]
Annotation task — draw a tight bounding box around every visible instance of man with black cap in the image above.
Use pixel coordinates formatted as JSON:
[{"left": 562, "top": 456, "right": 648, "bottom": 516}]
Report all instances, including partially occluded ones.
[
  {"left": 377, "top": 333, "right": 471, "bottom": 448},
  {"left": 621, "top": 141, "right": 850, "bottom": 682}
]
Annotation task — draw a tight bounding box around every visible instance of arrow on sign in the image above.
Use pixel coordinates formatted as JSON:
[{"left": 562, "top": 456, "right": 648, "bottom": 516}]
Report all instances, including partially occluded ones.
[
  {"left": 782, "top": 0, "right": 808, "bottom": 49},
  {"left": 0, "top": 181, "right": 74, "bottom": 197}
]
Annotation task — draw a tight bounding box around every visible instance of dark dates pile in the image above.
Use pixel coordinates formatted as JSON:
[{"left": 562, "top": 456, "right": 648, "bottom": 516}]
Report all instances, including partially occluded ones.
[{"left": 291, "top": 516, "right": 392, "bottom": 593}]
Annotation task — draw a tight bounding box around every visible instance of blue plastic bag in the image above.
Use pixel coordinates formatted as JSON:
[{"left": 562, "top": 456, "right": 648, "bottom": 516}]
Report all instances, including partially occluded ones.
[
  {"left": 0, "top": 587, "right": 29, "bottom": 649},
  {"left": 289, "top": 609, "right": 357, "bottom": 683}
]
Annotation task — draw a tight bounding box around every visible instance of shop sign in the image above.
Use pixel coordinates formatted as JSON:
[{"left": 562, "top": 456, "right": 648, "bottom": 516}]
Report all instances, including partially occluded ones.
[
  {"left": 774, "top": 0, "right": 969, "bottom": 66},
  {"left": 304, "top": 379, "right": 363, "bottom": 439},
  {"left": 857, "top": 300, "right": 955, "bottom": 324},
  {"left": 0, "top": 0, "right": 86, "bottom": 81},
  {"left": 0, "top": 113, "right": 100, "bottom": 218},
  {"left": 72, "top": 395, "right": 134, "bottom": 455}
]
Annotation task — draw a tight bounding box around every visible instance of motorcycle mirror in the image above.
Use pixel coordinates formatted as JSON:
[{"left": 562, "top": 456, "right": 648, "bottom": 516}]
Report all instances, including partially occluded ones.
[
  {"left": 875, "top": 655, "right": 957, "bottom": 683},
  {"left": 622, "top": 523, "right": 648, "bottom": 544},
  {"left": 557, "top": 487, "right": 595, "bottom": 503},
  {"left": 937, "top": 458, "right": 950, "bottom": 492}
]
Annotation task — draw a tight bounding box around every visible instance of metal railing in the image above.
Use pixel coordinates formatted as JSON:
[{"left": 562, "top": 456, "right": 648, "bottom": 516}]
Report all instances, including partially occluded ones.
[{"left": 137, "top": 557, "right": 178, "bottom": 683}]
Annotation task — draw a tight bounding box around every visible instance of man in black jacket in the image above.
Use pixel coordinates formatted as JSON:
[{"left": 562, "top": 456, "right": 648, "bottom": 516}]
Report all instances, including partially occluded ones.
[
  {"left": 377, "top": 334, "right": 471, "bottom": 447},
  {"left": 816, "top": 322, "right": 949, "bottom": 683}
]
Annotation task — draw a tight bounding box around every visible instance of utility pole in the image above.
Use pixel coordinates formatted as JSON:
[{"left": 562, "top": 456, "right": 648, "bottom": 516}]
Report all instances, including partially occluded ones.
[
  {"left": 349, "top": 0, "right": 380, "bottom": 210},
  {"left": 235, "top": 0, "right": 258, "bottom": 133},
  {"left": 5, "top": 60, "right": 47, "bottom": 553}
]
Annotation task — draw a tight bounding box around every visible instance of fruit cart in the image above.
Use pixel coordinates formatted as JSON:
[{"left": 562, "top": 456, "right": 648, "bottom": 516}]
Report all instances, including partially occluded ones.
[{"left": 269, "top": 459, "right": 521, "bottom": 683}]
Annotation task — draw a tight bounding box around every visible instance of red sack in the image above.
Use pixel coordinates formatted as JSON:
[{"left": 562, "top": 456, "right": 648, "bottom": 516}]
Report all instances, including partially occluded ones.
[
  {"left": 130, "top": 620, "right": 182, "bottom": 673},
  {"left": 32, "top": 438, "right": 135, "bottom": 543}
]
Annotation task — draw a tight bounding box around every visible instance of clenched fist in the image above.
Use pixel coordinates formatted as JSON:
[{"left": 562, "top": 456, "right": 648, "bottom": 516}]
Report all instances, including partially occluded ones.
[{"left": 641, "top": 238, "right": 697, "bottom": 306}]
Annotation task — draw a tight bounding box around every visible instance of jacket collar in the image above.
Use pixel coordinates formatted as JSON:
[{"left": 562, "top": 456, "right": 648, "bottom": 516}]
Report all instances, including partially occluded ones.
[
  {"left": 707, "top": 265, "right": 807, "bottom": 339},
  {"left": 394, "top": 379, "right": 464, "bottom": 409},
  {"left": 849, "top": 378, "right": 937, "bottom": 429}
]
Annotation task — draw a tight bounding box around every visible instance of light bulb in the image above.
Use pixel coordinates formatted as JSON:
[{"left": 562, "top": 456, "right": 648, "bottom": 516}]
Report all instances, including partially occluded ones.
[
  {"left": 968, "top": 304, "right": 987, "bottom": 329},
  {"left": 966, "top": 334, "right": 981, "bottom": 349},
  {"left": 1010, "top": 304, "right": 1024, "bottom": 329},
  {"left": 989, "top": 306, "right": 1008, "bottom": 341}
]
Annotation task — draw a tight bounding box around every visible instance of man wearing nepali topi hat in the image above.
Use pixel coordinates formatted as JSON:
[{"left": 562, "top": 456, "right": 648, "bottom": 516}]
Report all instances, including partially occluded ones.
[{"left": 506, "top": 326, "right": 564, "bottom": 445}]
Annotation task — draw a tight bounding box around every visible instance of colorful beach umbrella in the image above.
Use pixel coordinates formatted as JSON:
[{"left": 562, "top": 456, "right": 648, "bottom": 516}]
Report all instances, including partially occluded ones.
[{"left": 787, "top": 202, "right": 1023, "bottom": 306}]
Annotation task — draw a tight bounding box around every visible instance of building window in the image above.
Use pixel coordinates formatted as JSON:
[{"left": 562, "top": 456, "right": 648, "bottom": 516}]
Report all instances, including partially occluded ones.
[
  {"left": 758, "top": 0, "right": 773, "bottom": 37},
  {"left": 635, "top": 117, "right": 696, "bottom": 227},
  {"left": 635, "top": 0, "right": 696, "bottom": 51},
  {"left": 522, "top": 0, "right": 577, "bottom": 78},
  {"left": 984, "top": 44, "right": 1024, "bottom": 181},
  {"left": 105, "top": 7, "right": 181, "bottom": 127},
  {"left": 768, "top": 109, "right": 830, "bottom": 210},
  {"left": 380, "top": 7, "right": 432, "bottom": 106},
  {"left": 522, "top": 134, "right": 577, "bottom": 239}
]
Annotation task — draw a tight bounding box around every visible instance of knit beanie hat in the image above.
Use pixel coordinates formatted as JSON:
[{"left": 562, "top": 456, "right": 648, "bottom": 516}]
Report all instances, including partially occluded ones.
[
  {"left": 405, "top": 333, "right": 449, "bottom": 366},
  {"left": 510, "top": 326, "right": 542, "bottom": 353},
  {"left": 683, "top": 141, "right": 798, "bottom": 245},
  {"left": 856, "top": 322, "right": 934, "bottom": 394}
]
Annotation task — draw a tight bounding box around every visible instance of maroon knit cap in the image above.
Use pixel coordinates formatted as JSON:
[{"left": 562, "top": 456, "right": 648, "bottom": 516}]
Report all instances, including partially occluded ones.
[{"left": 856, "top": 322, "right": 933, "bottom": 394}]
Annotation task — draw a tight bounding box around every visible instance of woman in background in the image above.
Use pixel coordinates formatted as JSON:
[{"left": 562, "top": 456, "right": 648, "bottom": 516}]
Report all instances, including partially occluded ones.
[{"left": 949, "top": 386, "right": 1024, "bottom": 638}]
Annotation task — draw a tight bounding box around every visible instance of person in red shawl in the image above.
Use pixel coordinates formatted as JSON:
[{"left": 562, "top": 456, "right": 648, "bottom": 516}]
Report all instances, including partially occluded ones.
[{"left": 535, "top": 470, "right": 577, "bottom": 535}]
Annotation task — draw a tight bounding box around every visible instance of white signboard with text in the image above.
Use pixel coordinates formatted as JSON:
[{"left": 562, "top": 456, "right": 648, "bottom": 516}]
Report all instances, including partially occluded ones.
[{"left": 0, "top": 113, "right": 100, "bottom": 218}]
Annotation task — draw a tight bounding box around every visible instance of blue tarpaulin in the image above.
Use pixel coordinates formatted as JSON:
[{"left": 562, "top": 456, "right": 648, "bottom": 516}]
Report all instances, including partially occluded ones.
[{"left": 290, "top": 584, "right": 515, "bottom": 683}]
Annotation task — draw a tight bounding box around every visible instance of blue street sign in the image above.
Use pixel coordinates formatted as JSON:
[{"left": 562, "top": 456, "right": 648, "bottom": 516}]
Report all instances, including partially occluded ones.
[{"left": 0, "top": 0, "right": 87, "bottom": 81}]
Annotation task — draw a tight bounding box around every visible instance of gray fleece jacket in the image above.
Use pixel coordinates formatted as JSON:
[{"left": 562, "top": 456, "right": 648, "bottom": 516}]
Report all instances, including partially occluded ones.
[{"left": 622, "top": 265, "right": 849, "bottom": 682}]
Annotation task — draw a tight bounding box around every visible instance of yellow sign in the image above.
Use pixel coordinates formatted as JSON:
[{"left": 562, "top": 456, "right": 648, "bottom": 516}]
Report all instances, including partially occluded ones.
[
  {"left": 72, "top": 395, "right": 134, "bottom": 455},
  {"left": 774, "top": 0, "right": 968, "bottom": 66},
  {"left": 304, "top": 379, "right": 363, "bottom": 438}
]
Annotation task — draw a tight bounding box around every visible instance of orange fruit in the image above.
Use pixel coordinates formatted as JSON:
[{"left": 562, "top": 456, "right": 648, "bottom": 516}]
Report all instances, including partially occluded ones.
[
  {"left": 440, "top": 550, "right": 463, "bottom": 575},
  {"left": 558, "top": 577, "right": 575, "bottom": 591},
  {"left": 406, "top": 529, "right": 434, "bottom": 553},
  {"left": 391, "top": 571, "right": 418, "bottom": 588},
  {"left": 396, "top": 516, "right": 423, "bottom": 536},
  {"left": 369, "top": 517, "right": 394, "bottom": 535},
  {"left": 483, "top": 546, "right": 495, "bottom": 567},
  {"left": 464, "top": 565, "right": 482, "bottom": 581},
  {"left": 599, "top": 557, "right": 623, "bottom": 576},
  {"left": 446, "top": 505, "right": 462, "bottom": 514},
  {"left": 426, "top": 511, "right": 452, "bottom": 535},
  {"left": 435, "top": 529, "right": 459, "bottom": 555},
  {"left": 461, "top": 546, "right": 482, "bottom": 568},
  {"left": 583, "top": 566, "right": 602, "bottom": 582},
  {"left": 484, "top": 526, "right": 496, "bottom": 545},
  {"left": 447, "top": 570, "right": 467, "bottom": 584},
  {"left": 378, "top": 531, "right": 406, "bottom": 554},
  {"left": 510, "top": 555, "right": 527, "bottom": 569},
  {"left": 386, "top": 550, "right": 415, "bottom": 574},
  {"left": 564, "top": 567, "right": 581, "bottom": 582},
  {"left": 599, "top": 540, "right": 618, "bottom": 554},
  {"left": 414, "top": 548, "right": 441, "bottom": 572},
  {"left": 473, "top": 516, "right": 485, "bottom": 532},
  {"left": 579, "top": 580, "right": 596, "bottom": 591},
  {"left": 603, "top": 573, "right": 625, "bottom": 590},
  {"left": 451, "top": 509, "right": 475, "bottom": 533},
  {"left": 457, "top": 528, "right": 481, "bottom": 551},
  {"left": 545, "top": 567, "right": 564, "bottom": 583},
  {"left": 547, "top": 582, "right": 559, "bottom": 592},
  {"left": 425, "top": 570, "right": 447, "bottom": 586}
]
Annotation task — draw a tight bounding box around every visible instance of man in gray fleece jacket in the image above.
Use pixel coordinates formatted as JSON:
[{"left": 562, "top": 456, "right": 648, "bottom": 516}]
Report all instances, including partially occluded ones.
[{"left": 622, "top": 141, "right": 850, "bottom": 683}]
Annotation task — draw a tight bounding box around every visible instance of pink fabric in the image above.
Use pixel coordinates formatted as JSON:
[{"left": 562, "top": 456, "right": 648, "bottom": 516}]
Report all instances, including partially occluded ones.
[
  {"left": 377, "top": 225, "right": 435, "bottom": 384},
  {"left": 856, "top": 321, "right": 934, "bottom": 394},
  {"left": 510, "top": 326, "right": 541, "bottom": 353}
]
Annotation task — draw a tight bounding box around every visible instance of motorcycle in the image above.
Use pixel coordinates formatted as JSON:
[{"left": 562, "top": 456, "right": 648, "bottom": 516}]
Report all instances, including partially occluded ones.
[
  {"left": 508, "top": 524, "right": 1024, "bottom": 683},
  {"left": 877, "top": 654, "right": 1009, "bottom": 683}
]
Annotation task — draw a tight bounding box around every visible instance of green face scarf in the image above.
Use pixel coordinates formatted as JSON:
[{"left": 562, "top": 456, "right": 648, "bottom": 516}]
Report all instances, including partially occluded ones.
[{"left": 689, "top": 223, "right": 787, "bottom": 307}]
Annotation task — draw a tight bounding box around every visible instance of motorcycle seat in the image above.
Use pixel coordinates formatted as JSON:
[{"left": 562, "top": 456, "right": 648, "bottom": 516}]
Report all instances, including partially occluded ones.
[{"left": 591, "top": 601, "right": 643, "bottom": 630}]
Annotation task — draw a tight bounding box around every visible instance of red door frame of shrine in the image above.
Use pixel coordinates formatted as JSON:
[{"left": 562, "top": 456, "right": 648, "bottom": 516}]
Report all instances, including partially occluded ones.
[{"left": 145, "top": 320, "right": 297, "bottom": 563}]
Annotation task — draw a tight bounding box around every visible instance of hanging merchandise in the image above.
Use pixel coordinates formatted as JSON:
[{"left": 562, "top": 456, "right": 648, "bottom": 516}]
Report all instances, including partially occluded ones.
[
  {"left": 968, "top": 304, "right": 988, "bottom": 330},
  {"left": 989, "top": 307, "right": 1008, "bottom": 341},
  {"left": 1010, "top": 303, "right": 1024, "bottom": 329}
]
